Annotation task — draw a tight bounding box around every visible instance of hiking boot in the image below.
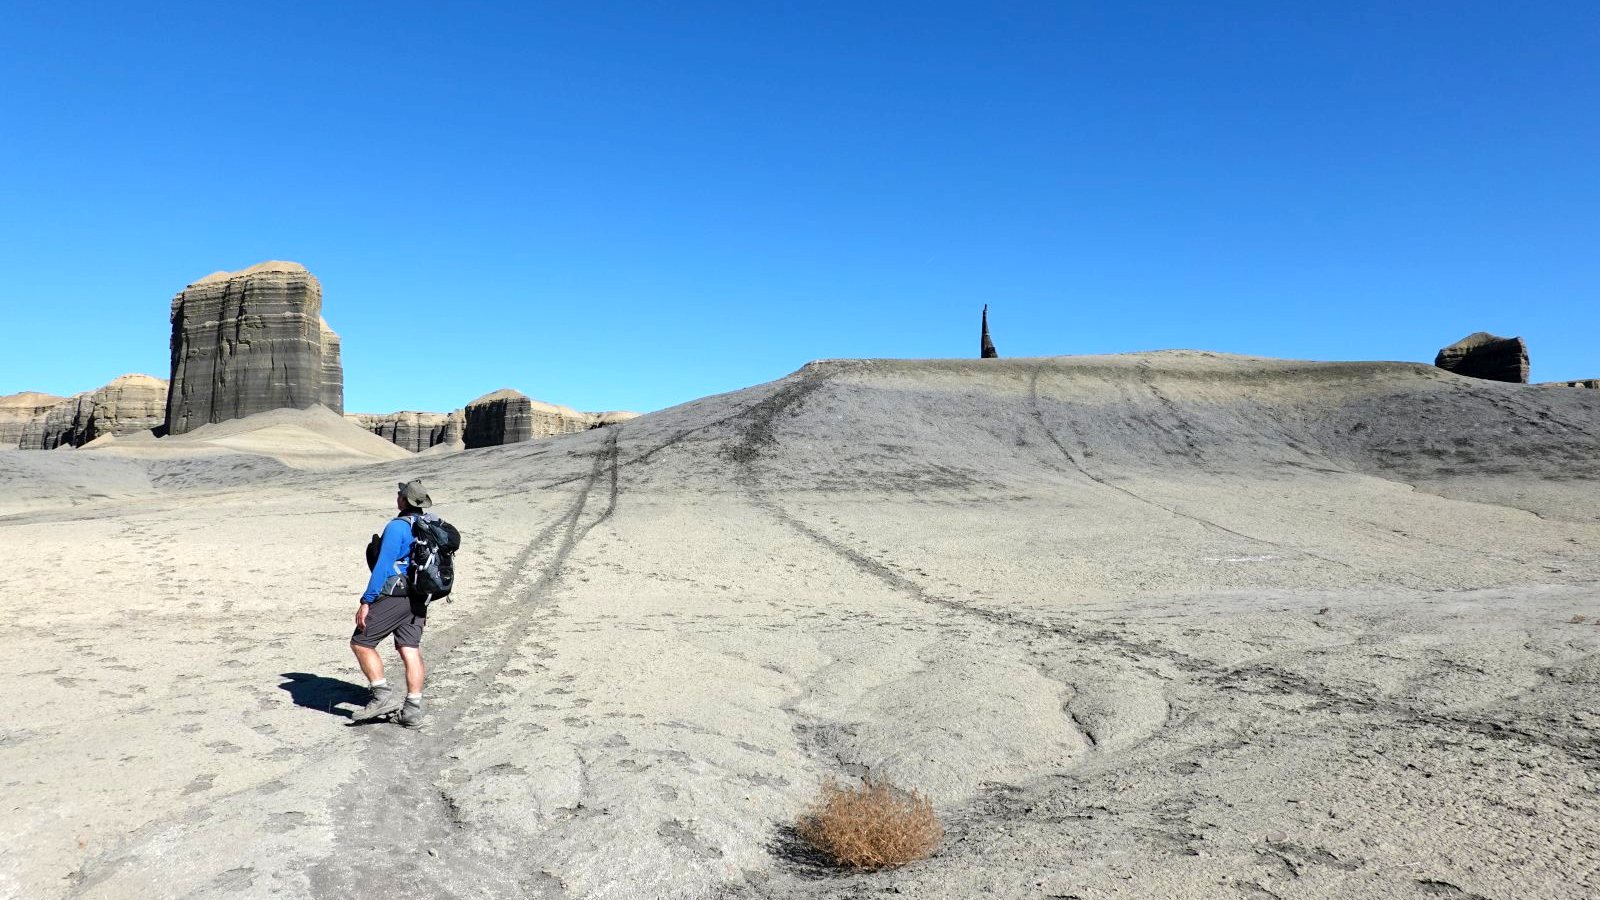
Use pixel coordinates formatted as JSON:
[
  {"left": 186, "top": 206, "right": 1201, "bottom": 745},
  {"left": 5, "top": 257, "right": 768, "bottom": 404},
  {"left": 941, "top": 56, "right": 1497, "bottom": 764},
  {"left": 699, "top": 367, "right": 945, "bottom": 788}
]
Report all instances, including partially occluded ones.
[
  {"left": 399, "top": 697, "right": 426, "bottom": 728},
  {"left": 352, "top": 684, "right": 402, "bottom": 721}
]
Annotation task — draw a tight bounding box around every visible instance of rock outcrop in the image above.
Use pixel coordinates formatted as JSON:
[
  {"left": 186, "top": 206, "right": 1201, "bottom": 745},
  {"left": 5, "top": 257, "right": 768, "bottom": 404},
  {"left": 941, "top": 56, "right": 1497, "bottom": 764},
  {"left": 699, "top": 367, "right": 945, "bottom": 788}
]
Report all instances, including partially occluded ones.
[
  {"left": 1434, "top": 332, "right": 1528, "bottom": 383},
  {"left": 1537, "top": 379, "right": 1600, "bottom": 389},
  {"left": 347, "top": 410, "right": 463, "bottom": 453},
  {"left": 463, "top": 390, "right": 631, "bottom": 448},
  {"left": 166, "top": 261, "right": 343, "bottom": 435},
  {"left": 0, "top": 392, "right": 66, "bottom": 448},
  {"left": 318, "top": 319, "right": 344, "bottom": 415},
  {"left": 18, "top": 375, "right": 168, "bottom": 449},
  {"left": 357, "top": 399, "right": 633, "bottom": 452},
  {"left": 981, "top": 305, "right": 998, "bottom": 359},
  {"left": 590, "top": 411, "right": 641, "bottom": 427}
]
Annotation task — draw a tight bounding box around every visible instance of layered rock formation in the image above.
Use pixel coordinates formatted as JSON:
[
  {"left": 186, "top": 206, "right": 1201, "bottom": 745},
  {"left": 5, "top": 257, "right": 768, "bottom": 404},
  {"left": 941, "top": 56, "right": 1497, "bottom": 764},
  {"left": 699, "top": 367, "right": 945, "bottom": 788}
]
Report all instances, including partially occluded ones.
[
  {"left": 1434, "top": 332, "right": 1529, "bottom": 383},
  {"left": 981, "top": 304, "right": 998, "bottom": 359},
  {"left": 590, "top": 411, "right": 641, "bottom": 427},
  {"left": 347, "top": 410, "right": 463, "bottom": 453},
  {"left": 17, "top": 375, "right": 168, "bottom": 449},
  {"left": 0, "top": 392, "right": 65, "bottom": 447},
  {"left": 166, "top": 261, "right": 343, "bottom": 435},
  {"left": 463, "top": 390, "right": 633, "bottom": 449},
  {"left": 356, "top": 399, "right": 635, "bottom": 452},
  {"left": 318, "top": 320, "right": 344, "bottom": 415}
]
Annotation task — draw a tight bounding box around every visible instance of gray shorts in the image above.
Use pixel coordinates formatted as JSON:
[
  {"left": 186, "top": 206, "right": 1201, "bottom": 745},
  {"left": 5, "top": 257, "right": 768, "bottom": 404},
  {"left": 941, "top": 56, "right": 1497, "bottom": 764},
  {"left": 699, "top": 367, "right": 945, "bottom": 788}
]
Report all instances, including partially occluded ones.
[{"left": 351, "top": 593, "right": 427, "bottom": 648}]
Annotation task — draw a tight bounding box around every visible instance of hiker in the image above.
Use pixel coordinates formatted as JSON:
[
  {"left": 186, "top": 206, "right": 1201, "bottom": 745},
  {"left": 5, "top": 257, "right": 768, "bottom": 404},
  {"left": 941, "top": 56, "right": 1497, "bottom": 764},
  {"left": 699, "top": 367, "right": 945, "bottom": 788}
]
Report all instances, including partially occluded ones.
[{"left": 350, "top": 479, "right": 434, "bottom": 726}]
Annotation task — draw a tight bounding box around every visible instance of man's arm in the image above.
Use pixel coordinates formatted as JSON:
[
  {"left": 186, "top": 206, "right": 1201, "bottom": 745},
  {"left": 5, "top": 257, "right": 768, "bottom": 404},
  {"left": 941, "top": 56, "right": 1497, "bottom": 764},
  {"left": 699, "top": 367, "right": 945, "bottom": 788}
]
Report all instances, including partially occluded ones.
[{"left": 360, "top": 519, "right": 411, "bottom": 603}]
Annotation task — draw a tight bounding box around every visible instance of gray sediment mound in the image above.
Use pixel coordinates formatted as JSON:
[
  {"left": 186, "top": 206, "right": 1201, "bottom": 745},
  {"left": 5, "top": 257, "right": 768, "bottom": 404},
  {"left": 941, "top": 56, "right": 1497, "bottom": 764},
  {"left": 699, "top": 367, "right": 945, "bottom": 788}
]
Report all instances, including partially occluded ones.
[{"left": 10, "top": 351, "right": 1600, "bottom": 900}]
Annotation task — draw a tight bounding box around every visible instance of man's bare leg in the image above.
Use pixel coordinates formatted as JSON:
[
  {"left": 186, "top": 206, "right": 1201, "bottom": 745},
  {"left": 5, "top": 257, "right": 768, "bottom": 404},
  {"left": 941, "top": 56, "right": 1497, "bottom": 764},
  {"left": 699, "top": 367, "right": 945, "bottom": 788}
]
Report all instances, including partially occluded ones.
[
  {"left": 397, "top": 645, "right": 427, "bottom": 726},
  {"left": 397, "top": 645, "right": 425, "bottom": 695},
  {"left": 351, "top": 642, "right": 385, "bottom": 684},
  {"left": 350, "top": 643, "right": 403, "bottom": 720}
]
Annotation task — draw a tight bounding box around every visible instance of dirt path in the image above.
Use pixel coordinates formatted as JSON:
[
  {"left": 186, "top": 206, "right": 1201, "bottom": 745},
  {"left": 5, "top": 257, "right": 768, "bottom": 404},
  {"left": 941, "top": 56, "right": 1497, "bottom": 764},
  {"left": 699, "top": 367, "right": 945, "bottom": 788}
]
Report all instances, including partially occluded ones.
[{"left": 307, "top": 430, "right": 620, "bottom": 899}]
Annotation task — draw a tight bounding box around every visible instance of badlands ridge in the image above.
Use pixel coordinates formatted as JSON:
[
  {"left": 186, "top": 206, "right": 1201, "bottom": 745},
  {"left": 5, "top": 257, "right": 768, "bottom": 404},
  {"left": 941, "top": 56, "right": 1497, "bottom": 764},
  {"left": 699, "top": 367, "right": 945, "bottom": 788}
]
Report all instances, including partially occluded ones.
[{"left": 2, "top": 352, "right": 1598, "bottom": 899}]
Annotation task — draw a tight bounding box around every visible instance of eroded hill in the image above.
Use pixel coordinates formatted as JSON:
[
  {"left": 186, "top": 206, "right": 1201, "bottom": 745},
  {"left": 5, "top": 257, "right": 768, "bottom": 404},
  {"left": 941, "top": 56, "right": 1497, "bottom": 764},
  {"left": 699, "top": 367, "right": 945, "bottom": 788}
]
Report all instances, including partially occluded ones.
[{"left": 7, "top": 353, "right": 1599, "bottom": 900}]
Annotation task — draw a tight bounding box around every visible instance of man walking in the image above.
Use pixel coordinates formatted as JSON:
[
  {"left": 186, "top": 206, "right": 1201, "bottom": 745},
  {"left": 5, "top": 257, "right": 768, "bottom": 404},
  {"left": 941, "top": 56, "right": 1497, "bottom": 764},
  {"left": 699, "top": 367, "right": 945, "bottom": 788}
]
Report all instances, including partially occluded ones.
[{"left": 350, "top": 479, "right": 433, "bottom": 726}]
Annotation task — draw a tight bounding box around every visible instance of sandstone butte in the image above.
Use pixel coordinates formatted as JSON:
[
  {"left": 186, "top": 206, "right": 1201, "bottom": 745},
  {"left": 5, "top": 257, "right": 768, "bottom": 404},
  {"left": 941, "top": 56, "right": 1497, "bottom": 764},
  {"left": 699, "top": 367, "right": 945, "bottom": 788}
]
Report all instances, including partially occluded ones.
[
  {"left": 0, "top": 391, "right": 67, "bottom": 447},
  {"left": 462, "top": 388, "right": 640, "bottom": 448},
  {"left": 166, "top": 261, "right": 343, "bottom": 436},
  {"left": 1434, "top": 331, "right": 1529, "bottom": 384},
  {"left": 4, "top": 375, "right": 168, "bottom": 450},
  {"left": 345, "top": 410, "right": 465, "bottom": 453}
]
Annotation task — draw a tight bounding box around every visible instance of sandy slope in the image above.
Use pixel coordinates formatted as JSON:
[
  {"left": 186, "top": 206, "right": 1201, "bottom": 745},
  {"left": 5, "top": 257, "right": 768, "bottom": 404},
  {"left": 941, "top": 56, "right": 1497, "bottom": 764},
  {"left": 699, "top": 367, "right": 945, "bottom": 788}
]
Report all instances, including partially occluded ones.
[
  {"left": 3, "top": 352, "right": 1598, "bottom": 900},
  {"left": 84, "top": 406, "right": 413, "bottom": 470}
]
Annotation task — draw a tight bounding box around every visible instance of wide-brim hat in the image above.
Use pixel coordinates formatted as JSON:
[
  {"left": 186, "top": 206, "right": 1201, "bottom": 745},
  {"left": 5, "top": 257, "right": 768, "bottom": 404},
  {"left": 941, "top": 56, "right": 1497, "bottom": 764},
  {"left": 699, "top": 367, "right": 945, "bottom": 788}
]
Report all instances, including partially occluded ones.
[{"left": 398, "top": 479, "right": 432, "bottom": 508}]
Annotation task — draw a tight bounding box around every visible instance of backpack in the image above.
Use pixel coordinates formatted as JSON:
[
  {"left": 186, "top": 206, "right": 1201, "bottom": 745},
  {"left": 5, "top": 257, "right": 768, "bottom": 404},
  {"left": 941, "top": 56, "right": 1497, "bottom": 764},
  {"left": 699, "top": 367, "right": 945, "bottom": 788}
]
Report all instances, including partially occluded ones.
[{"left": 402, "top": 513, "right": 462, "bottom": 603}]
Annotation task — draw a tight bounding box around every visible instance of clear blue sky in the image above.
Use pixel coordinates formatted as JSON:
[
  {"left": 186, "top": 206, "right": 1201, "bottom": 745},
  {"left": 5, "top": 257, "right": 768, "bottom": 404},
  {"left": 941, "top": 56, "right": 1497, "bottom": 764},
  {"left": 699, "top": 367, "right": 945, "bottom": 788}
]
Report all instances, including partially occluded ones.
[{"left": 2, "top": 2, "right": 1595, "bottom": 413}]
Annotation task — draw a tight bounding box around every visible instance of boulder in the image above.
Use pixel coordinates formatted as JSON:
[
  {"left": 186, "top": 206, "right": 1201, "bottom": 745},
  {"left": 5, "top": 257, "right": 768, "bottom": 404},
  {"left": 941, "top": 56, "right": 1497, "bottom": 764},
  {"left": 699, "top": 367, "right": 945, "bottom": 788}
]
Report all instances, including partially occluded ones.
[
  {"left": 347, "top": 410, "right": 463, "bottom": 453},
  {"left": 0, "top": 392, "right": 65, "bottom": 448},
  {"left": 1434, "top": 332, "right": 1528, "bottom": 383},
  {"left": 19, "top": 375, "right": 167, "bottom": 449},
  {"left": 1536, "top": 379, "right": 1600, "bottom": 389},
  {"left": 165, "top": 261, "right": 343, "bottom": 435},
  {"left": 464, "top": 389, "right": 596, "bottom": 448}
]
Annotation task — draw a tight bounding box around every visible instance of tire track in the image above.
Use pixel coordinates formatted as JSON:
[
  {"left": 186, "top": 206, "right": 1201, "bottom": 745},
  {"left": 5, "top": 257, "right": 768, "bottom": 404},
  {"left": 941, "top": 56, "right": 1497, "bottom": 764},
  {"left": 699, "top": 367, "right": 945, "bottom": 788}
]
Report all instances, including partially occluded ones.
[
  {"left": 729, "top": 366, "right": 1598, "bottom": 773},
  {"left": 759, "top": 467, "right": 1599, "bottom": 766},
  {"left": 307, "top": 429, "right": 620, "bottom": 900},
  {"left": 457, "top": 380, "right": 794, "bottom": 501},
  {"left": 68, "top": 433, "right": 621, "bottom": 900},
  {"left": 1025, "top": 365, "right": 1355, "bottom": 570}
]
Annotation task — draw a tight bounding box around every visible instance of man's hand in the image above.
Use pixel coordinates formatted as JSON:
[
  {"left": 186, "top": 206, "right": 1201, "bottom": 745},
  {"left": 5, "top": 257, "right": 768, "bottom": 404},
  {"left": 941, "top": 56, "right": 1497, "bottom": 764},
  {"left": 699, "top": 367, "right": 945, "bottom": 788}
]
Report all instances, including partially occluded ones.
[{"left": 355, "top": 602, "right": 369, "bottom": 633}]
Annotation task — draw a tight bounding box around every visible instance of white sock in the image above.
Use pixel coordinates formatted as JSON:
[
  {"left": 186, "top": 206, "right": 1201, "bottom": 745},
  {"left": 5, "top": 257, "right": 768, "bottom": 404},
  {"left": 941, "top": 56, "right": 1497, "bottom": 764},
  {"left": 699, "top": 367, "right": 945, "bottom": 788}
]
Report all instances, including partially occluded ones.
[
  {"left": 407, "top": 693, "right": 423, "bottom": 701},
  {"left": 370, "top": 678, "right": 387, "bottom": 688}
]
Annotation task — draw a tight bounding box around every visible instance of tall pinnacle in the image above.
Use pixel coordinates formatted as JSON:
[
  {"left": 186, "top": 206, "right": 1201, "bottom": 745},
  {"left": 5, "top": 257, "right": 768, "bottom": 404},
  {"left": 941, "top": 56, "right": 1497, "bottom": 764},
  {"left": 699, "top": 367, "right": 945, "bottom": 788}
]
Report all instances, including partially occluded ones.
[{"left": 981, "top": 304, "right": 999, "bottom": 359}]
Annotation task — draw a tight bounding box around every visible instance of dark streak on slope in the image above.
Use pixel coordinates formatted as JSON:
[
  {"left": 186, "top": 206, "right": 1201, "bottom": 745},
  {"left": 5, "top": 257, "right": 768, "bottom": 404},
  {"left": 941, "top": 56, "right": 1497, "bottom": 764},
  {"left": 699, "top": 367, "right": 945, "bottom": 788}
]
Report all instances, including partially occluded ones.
[
  {"left": 1024, "top": 365, "right": 1355, "bottom": 570},
  {"left": 724, "top": 365, "right": 1599, "bottom": 779}
]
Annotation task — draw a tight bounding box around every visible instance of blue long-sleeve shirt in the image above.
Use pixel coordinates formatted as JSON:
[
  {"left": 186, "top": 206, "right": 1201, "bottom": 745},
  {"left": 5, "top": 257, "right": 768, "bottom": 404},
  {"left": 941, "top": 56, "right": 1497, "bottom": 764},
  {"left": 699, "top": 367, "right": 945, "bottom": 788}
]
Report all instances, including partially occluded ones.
[{"left": 362, "top": 517, "right": 414, "bottom": 603}]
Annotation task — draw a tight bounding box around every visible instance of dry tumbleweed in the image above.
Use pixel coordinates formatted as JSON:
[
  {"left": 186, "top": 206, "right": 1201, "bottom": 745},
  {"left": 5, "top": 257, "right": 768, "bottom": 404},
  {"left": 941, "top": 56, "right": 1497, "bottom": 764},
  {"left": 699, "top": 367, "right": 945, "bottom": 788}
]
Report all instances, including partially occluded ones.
[{"left": 796, "top": 777, "right": 942, "bottom": 870}]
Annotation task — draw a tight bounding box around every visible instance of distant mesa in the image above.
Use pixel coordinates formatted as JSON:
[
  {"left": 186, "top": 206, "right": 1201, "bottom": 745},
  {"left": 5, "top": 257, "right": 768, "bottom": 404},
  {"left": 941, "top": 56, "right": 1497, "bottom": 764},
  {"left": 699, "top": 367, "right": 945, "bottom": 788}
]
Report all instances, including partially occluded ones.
[
  {"left": 351, "top": 400, "right": 641, "bottom": 453},
  {"left": 463, "top": 389, "right": 638, "bottom": 449},
  {"left": 347, "top": 410, "right": 464, "bottom": 453},
  {"left": 0, "top": 391, "right": 67, "bottom": 447},
  {"left": 464, "top": 389, "right": 594, "bottom": 449},
  {"left": 5, "top": 258, "right": 644, "bottom": 455},
  {"left": 1434, "top": 332, "right": 1528, "bottom": 384},
  {"left": 9, "top": 375, "right": 167, "bottom": 450},
  {"left": 166, "top": 261, "right": 343, "bottom": 435},
  {"left": 590, "top": 410, "right": 642, "bottom": 427}
]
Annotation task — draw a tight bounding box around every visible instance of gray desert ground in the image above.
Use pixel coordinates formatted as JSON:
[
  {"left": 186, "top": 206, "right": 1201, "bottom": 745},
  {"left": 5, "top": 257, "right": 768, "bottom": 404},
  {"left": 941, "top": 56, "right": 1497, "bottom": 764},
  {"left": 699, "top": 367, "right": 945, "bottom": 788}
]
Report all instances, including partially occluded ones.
[{"left": 4, "top": 352, "right": 1598, "bottom": 899}]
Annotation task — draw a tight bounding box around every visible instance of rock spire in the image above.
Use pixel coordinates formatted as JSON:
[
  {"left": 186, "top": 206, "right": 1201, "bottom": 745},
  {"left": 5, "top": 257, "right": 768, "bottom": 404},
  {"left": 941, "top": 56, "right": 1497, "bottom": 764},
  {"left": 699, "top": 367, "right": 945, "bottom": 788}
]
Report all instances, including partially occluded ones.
[{"left": 981, "top": 305, "right": 998, "bottom": 359}]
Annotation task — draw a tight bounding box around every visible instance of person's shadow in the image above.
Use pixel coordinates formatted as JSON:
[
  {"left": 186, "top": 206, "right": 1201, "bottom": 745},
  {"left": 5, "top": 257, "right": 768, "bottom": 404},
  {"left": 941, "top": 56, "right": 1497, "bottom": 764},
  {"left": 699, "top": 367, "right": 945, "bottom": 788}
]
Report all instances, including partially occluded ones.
[{"left": 278, "top": 672, "right": 369, "bottom": 719}]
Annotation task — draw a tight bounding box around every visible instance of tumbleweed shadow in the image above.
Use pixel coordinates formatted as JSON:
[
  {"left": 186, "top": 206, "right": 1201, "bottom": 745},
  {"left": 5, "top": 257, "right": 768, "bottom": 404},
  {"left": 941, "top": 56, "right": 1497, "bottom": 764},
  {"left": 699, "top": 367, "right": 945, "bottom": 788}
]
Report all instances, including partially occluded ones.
[{"left": 767, "top": 823, "right": 847, "bottom": 879}]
